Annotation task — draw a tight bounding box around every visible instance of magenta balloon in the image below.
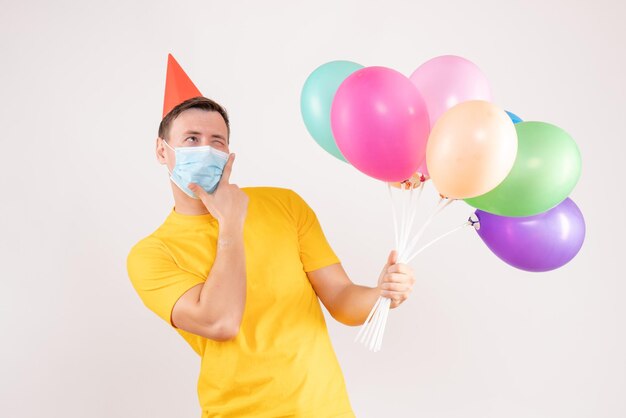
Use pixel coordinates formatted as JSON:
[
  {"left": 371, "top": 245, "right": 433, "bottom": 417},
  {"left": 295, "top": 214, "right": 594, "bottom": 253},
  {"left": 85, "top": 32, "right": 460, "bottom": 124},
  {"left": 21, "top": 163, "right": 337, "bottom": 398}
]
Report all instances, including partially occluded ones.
[
  {"left": 330, "top": 66, "right": 430, "bottom": 182},
  {"left": 475, "top": 198, "right": 585, "bottom": 272},
  {"left": 410, "top": 55, "right": 491, "bottom": 128}
]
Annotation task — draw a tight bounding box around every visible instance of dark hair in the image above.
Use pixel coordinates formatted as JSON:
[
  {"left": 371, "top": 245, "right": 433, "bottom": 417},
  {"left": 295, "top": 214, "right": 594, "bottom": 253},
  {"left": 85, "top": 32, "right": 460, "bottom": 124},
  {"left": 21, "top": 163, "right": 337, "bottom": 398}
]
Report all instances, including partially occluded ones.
[{"left": 158, "top": 96, "right": 230, "bottom": 141}]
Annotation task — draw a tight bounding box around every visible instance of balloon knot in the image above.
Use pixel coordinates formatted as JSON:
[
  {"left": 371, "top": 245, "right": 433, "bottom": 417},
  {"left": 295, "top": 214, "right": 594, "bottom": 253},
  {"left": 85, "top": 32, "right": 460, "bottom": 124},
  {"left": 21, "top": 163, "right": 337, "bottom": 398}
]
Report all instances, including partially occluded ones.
[{"left": 468, "top": 215, "right": 480, "bottom": 230}]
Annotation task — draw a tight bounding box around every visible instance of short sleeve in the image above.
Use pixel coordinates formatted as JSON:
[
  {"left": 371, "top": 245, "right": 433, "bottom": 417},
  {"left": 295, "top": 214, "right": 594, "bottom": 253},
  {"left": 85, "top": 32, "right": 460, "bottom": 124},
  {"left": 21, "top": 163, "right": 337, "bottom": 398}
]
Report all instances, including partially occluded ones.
[
  {"left": 126, "top": 238, "right": 205, "bottom": 327},
  {"left": 288, "top": 190, "right": 340, "bottom": 272}
]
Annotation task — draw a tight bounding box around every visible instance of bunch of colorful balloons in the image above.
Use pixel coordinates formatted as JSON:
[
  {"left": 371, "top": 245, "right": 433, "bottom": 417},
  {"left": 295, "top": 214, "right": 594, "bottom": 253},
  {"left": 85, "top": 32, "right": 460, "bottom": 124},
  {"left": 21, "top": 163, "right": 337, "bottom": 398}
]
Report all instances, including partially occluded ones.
[{"left": 300, "top": 55, "right": 585, "bottom": 273}]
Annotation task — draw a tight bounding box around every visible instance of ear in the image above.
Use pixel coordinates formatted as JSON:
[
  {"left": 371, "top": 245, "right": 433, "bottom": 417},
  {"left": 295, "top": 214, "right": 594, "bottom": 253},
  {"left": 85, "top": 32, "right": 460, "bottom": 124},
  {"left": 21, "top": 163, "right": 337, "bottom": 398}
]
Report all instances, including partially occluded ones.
[{"left": 156, "top": 137, "right": 167, "bottom": 165}]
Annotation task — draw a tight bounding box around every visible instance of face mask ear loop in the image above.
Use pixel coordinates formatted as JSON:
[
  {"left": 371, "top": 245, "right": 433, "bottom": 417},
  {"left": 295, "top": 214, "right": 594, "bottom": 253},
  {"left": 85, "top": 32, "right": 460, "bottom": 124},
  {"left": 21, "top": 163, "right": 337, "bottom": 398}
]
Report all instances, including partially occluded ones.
[
  {"left": 162, "top": 138, "right": 175, "bottom": 151},
  {"left": 162, "top": 139, "right": 175, "bottom": 176}
]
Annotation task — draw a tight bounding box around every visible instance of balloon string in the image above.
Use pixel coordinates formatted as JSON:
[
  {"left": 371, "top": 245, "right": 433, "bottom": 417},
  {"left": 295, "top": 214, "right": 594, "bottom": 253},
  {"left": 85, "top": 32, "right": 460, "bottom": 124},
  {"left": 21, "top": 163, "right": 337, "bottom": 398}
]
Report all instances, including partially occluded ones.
[
  {"left": 387, "top": 183, "right": 399, "bottom": 251},
  {"left": 360, "top": 182, "right": 435, "bottom": 352},
  {"left": 361, "top": 183, "right": 397, "bottom": 351},
  {"left": 375, "top": 298, "right": 391, "bottom": 352},
  {"left": 400, "top": 198, "right": 455, "bottom": 263},
  {"left": 398, "top": 185, "right": 407, "bottom": 252},
  {"left": 365, "top": 299, "right": 385, "bottom": 347},
  {"left": 359, "top": 182, "right": 423, "bottom": 352},
  {"left": 405, "top": 220, "right": 471, "bottom": 264},
  {"left": 359, "top": 187, "right": 463, "bottom": 351},
  {"left": 399, "top": 183, "right": 410, "bottom": 252},
  {"left": 355, "top": 296, "right": 382, "bottom": 343},
  {"left": 360, "top": 184, "right": 404, "bottom": 352},
  {"left": 368, "top": 300, "right": 382, "bottom": 351},
  {"left": 398, "top": 197, "right": 443, "bottom": 263},
  {"left": 400, "top": 181, "right": 424, "bottom": 256}
]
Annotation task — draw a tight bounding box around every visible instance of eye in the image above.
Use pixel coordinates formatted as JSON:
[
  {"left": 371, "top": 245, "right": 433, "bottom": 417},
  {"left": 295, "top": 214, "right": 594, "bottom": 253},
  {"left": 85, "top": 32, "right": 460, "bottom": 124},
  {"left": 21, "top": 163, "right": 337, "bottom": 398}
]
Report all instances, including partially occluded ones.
[{"left": 185, "top": 136, "right": 199, "bottom": 143}]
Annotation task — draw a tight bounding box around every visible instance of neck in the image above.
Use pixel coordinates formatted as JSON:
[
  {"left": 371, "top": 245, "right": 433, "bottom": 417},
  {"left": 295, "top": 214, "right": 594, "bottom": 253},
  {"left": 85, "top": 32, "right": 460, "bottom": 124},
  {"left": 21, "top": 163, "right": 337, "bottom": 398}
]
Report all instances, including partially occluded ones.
[{"left": 170, "top": 181, "right": 211, "bottom": 216}]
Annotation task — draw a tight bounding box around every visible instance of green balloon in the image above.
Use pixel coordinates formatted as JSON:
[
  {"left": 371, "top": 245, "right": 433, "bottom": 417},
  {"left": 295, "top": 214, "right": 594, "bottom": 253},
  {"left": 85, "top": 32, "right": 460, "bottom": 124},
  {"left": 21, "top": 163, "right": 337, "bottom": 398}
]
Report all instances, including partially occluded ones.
[
  {"left": 300, "top": 61, "right": 364, "bottom": 162},
  {"left": 465, "top": 121, "right": 581, "bottom": 217}
]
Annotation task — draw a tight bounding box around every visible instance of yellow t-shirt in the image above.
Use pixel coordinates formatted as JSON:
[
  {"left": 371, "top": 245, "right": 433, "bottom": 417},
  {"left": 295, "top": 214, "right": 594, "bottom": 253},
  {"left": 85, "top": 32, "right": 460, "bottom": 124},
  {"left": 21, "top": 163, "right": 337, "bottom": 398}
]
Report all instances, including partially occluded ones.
[{"left": 127, "top": 187, "right": 355, "bottom": 418}]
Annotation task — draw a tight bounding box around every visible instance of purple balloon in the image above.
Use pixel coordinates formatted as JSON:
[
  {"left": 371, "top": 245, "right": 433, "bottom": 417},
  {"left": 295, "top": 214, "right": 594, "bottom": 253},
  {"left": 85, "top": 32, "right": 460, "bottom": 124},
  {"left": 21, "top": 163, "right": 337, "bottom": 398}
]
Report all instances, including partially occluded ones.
[{"left": 475, "top": 198, "right": 585, "bottom": 272}]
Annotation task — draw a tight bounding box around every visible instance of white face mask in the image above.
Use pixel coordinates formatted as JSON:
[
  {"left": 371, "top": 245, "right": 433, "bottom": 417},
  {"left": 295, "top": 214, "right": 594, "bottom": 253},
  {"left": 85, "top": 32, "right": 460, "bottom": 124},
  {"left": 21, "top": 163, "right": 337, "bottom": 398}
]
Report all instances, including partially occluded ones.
[{"left": 163, "top": 140, "right": 229, "bottom": 198}]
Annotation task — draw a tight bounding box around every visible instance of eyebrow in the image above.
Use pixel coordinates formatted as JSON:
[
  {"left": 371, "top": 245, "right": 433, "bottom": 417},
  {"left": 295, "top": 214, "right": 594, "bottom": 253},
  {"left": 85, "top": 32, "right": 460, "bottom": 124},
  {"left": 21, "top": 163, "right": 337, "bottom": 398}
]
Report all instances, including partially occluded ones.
[{"left": 182, "top": 130, "right": 226, "bottom": 141}]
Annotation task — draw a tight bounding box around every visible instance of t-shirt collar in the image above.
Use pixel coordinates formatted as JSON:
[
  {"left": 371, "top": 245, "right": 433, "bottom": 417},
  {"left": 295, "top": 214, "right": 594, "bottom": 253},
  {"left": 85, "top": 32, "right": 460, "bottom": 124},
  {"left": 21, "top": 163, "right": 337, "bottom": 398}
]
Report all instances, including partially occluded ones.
[{"left": 165, "top": 206, "right": 217, "bottom": 226}]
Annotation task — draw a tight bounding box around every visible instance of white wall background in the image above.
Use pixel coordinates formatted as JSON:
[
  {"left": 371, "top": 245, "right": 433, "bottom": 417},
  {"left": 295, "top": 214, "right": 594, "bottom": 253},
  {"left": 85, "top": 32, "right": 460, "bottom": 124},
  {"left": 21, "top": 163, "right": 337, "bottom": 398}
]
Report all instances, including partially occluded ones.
[{"left": 1, "top": 0, "right": 624, "bottom": 417}]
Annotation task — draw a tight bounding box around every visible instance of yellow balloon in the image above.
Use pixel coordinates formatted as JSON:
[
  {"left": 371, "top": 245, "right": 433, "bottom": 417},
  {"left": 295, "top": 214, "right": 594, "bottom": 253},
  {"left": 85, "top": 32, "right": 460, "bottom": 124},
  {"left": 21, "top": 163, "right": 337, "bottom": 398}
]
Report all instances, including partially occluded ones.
[{"left": 426, "top": 100, "right": 517, "bottom": 199}]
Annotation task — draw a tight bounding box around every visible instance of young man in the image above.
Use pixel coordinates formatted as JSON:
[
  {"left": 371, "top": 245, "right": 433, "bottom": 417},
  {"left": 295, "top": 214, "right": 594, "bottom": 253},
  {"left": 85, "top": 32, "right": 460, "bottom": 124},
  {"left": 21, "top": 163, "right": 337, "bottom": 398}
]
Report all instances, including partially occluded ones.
[{"left": 127, "top": 54, "right": 415, "bottom": 417}]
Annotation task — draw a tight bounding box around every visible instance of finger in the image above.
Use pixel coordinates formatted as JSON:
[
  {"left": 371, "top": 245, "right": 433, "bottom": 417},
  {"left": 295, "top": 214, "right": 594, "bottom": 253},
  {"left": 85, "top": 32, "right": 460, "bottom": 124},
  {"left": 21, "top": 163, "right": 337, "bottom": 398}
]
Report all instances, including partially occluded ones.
[
  {"left": 382, "top": 273, "right": 413, "bottom": 284},
  {"left": 391, "top": 297, "right": 404, "bottom": 308},
  {"left": 387, "top": 263, "right": 412, "bottom": 275},
  {"left": 381, "top": 291, "right": 407, "bottom": 305},
  {"left": 380, "top": 289, "right": 410, "bottom": 297},
  {"left": 219, "top": 153, "right": 235, "bottom": 185},
  {"left": 379, "top": 253, "right": 393, "bottom": 276},
  {"left": 188, "top": 182, "right": 212, "bottom": 201},
  {"left": 386, "top": 250, "right": 398, "bottom": 266},
  {"left": 380, "top": 282, "right": 411, "bottom": 292}
]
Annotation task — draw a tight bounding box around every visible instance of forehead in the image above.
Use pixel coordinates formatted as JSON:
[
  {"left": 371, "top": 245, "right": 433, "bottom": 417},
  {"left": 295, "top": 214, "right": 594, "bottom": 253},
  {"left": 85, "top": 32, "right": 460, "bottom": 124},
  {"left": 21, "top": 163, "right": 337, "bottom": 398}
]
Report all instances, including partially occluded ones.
[{"left": 169, "top": 108, "right": 228, "bottom": 137}]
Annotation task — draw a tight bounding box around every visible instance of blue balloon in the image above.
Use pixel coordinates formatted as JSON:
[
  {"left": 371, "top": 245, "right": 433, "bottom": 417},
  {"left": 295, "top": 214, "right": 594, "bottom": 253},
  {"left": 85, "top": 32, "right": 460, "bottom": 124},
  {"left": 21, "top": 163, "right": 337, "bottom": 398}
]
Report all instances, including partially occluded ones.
[{"left": 506, "top": 110, "right": 523, "bottom": 124}]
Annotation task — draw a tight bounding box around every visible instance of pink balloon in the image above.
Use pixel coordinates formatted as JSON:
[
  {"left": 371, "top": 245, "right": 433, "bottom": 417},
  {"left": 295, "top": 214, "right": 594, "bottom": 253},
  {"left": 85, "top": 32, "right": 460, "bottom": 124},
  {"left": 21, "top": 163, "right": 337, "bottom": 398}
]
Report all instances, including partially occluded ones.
[
  {"left": 410, "top": 55, "right": 491, "bottom": 128},
  {"left": 330, "top": 66, "right": 430, "bottom": 182}
]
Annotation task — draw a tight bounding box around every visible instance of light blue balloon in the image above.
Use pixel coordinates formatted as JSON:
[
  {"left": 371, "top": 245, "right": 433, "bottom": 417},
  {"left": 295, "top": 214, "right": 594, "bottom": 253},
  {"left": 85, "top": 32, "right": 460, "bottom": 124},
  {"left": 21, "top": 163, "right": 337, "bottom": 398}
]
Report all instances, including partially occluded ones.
[
  {"left": 300, "top": 61, "right": 364, "bottom": 162},
  {"left": 506, "top": 110, "right": 523, "bottom": 124}
]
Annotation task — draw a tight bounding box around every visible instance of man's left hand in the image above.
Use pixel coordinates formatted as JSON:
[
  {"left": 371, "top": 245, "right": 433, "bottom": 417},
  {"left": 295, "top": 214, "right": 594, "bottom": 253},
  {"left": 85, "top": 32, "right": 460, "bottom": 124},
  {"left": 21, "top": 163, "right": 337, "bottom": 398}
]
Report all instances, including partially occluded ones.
[{"left": 377, "top": 250, "right": 416, "bottom": 309}]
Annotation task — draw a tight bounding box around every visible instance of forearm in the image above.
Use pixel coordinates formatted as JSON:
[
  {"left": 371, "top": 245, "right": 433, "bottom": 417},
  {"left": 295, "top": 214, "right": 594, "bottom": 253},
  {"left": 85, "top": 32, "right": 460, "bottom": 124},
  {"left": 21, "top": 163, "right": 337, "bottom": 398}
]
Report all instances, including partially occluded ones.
[
  {"left": 197, "top": 223, "right": 247, "bottom": 329},
  {"left": 331, "top": 284, "right": 380, "bottom": 326}
]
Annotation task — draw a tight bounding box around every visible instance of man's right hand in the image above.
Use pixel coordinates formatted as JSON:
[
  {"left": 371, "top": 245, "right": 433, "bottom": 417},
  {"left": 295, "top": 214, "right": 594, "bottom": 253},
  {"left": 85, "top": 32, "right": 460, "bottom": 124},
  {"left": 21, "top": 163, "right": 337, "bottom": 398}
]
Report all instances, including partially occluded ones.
[
  {"left": 175, "top": 152, "right": 248, "bottom": 340},
  {"left": 188, "top": 153, "right": 249, "bottom": 228}
]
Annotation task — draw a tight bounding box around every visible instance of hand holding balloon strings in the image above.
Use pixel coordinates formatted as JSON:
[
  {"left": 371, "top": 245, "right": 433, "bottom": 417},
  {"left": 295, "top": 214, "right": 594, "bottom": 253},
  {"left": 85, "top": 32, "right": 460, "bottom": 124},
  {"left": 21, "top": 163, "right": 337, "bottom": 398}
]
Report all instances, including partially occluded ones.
[{"left": 356, "top": 181, "right": 470, "bottom": 352}]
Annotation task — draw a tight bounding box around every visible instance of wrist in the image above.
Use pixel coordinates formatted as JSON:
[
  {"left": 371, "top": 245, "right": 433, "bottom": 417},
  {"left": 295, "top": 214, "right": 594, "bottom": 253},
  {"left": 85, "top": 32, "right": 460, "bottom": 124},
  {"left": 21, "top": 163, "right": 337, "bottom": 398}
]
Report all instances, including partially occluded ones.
[{"left": 218, "top": 221, "right": 244, "bottom": 237}]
